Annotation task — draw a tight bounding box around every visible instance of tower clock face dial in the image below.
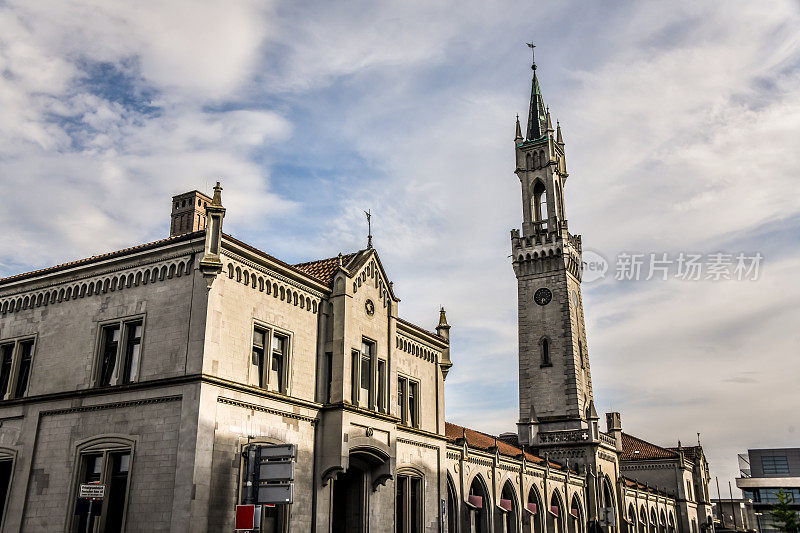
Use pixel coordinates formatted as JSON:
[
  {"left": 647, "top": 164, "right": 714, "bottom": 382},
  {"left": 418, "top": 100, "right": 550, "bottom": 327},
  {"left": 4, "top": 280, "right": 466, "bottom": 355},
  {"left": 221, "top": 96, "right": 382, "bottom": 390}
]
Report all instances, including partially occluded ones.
[{"left": 534, "top": 287, "right": 552, "bottom": 306}]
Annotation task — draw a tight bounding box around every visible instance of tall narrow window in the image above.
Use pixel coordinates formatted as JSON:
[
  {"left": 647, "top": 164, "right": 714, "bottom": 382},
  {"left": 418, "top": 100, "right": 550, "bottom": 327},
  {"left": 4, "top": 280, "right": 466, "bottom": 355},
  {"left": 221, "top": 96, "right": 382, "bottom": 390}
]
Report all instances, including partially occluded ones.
[
  {"left": 324, "top": 351, "right": 333, "bottom": 403},
  {"left": 99, "top": 326, "right": 120, "bottom": 386},
  {"left": 120, "top": 322, "right": 142, "bottom": 384},
  {"left": 396, "top": 473, "right": 423, "bottom": 533},
  {"left": 253, "top": 327, "right": 267, "bottom": 388},
  {"left": 352, "top": 350, "right": 361, "bottom": 404},
  {"left": 408, "top": 382, "right": 419, "bottom": 428},
  {"left": 0, "top": 344, "right": 13, "bottom": 399},
  {"left": 14, "top": 340, "right": 33, "bottom": 397},
  {"left": 377, "top": 360, "right": 386, "bottom": 413},
  {"left": 359, "top": 339, "right": 375, "bottom": 408},
  {"left": 271, "top": 333, "right": 288, "bottom": 393},
  {"left": 578, "top": 340, "right": 584, "bottom": 368},
  {"left": 0, "top": 337, "right": 37, "bottom": 400},
  {"left": 541, "top": 338, "right": 551, "bottom": 367},
  {"left": 398, "top": 377, "right": 407, "bottom": 424}
]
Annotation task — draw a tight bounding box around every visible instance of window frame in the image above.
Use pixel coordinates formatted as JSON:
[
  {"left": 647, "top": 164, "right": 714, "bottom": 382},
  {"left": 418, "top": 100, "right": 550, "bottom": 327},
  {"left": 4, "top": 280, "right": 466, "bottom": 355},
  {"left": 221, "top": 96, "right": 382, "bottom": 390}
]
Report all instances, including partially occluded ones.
[
  {"left": 92, "top": 315, "right": 146, "bottom": 388},
  {"left": 397, "top": 375, "right": 420, "bottom": 428},
  {"left": 250, "top": 320, "right": 292, "bottom": 395},
  {"left": 351, "top": 337, "right": 383, "bottom": 411},
  {"left": 761, "top": 455, "right": 790, "bottom": 475},
  {"left": 0, "top": 335, "right": 37, "bottom": 400},
  {"left": 540, "top": 337, "right": 552, "bottom": 367},
  {"left": 396, "top": 468, "right": 425, "bottom": 533},
  {"left": 65, "top": 436, "right": 135, "bottom": 533}
]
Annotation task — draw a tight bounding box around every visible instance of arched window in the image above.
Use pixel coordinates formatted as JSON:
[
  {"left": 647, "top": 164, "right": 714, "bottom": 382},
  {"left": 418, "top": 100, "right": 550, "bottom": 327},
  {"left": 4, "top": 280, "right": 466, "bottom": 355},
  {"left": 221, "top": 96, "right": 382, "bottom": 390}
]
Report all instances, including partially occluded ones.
[
  {"left": 446, "top": 474, "right": 458, "bottom": 533},
  {"left": 69, "top": 436, "right": 134, "bottom": 532},
  {"left": 627, "top": 504, "right": 637, "bottom": 533},
  {"left": 578, "top": 340, "right": 584, "bottom": 368},
  {"left": 548, "top": 491, "right": 565, "bottom": 533},
  {"left": 527, "top": 485, "right": 544, "bottom": 533},
  {"left": 396, "top": 468, "right": 424, "bottom": 533},
  {"left": 568, "top": 495, "right": 584, "bottom": 533},
  {"left": 497, "top": 480, "right": 519, "bottom": 533},
  {"left": 650, "top": 509, "right": 658, "bottom": 533},
  {"left": 466, "top": 476, "right": 490, "bottom": 533},
  {"left": 531, "top": 180, "right": 548, "bottom": 232},
  {"left": 541, "top": 338, "right": 551, "bottom": 366}
]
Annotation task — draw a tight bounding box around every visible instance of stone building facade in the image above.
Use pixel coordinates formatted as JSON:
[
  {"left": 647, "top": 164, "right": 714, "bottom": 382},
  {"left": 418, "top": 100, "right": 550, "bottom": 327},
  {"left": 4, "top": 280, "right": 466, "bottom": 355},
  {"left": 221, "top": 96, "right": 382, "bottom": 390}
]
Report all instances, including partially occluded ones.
[{"left": 0, "top": 53, "right": 712, "bottom": 533}]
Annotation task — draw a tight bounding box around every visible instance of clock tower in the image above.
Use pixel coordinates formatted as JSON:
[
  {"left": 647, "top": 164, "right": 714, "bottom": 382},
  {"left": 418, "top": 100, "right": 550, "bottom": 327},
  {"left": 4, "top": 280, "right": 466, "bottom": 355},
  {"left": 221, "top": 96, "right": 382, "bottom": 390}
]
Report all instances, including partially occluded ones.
[{"left": 512, "top": 49, "right": 596, "bottom": 447}]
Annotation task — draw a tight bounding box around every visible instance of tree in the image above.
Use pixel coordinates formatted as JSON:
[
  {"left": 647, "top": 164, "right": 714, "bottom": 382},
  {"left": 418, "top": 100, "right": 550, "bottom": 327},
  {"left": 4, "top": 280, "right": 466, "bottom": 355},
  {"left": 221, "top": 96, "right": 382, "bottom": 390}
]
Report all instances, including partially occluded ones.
[{"left": 770, "top": 490, "right": 799, "bottom": 533}]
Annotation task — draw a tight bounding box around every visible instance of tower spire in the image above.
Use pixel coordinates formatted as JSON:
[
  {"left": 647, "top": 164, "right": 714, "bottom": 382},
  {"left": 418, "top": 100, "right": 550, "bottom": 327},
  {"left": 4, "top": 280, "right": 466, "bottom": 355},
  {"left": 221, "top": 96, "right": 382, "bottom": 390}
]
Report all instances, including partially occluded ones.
[{"left": 525, "top": 42, "right": 547, "bottom": 141}]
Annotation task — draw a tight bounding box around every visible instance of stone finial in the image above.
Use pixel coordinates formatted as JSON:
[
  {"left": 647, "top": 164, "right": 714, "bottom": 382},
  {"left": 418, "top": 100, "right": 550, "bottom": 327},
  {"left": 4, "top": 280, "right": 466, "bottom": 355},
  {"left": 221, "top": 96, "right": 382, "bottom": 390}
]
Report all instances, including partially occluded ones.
[
  {"left": 337, "top": 253, "right": 343, "bottom": 267},
  {"left": 556, "top": 120, "right": 564, "bottom": 145},
  {"left": 515, "top": 114, "right": 523, "bottom": 141},
  {"left": 546, "top": 107, "right": 553, "bottom": 132},
  {"left": 211, "top": 181, "right": 223, "bottom": 206}
]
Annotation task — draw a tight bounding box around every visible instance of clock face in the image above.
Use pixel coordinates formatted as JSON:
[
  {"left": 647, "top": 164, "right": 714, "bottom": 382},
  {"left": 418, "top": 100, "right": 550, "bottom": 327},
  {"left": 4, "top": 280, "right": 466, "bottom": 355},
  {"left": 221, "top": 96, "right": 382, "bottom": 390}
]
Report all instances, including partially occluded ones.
[
  {"left": 365, "top": 299, "right": 375, "bottom": 316},
  {"left": 534, "top": 287, "right": 552, "bottom": 306}
]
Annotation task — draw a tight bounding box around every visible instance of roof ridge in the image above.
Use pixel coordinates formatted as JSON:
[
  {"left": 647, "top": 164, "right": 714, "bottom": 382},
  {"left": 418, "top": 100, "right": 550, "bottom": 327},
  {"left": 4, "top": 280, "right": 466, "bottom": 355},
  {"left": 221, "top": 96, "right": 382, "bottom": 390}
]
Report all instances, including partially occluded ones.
[{"left": 293, "top": 250, "right": 360, "bottom": 267}]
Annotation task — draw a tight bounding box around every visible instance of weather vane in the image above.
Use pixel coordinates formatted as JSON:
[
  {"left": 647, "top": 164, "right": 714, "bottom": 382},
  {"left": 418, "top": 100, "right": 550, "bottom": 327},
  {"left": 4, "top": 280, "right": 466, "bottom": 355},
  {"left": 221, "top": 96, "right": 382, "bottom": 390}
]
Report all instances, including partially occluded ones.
[
  {"left": 526, "top": 42, "right": 536, "bottom": 69},
  {"left": 364, "top": 209, "right": 372, "bottom": 249}
]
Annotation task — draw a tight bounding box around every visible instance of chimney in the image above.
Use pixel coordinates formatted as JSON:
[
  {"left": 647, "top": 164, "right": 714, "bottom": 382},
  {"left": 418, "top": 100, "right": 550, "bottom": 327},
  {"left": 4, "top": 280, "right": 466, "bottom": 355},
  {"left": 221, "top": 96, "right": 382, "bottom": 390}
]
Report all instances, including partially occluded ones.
[
  {"left": 170, "top": 190, "right": 213, "bottom": 237},
  {"left": 606, "top": 412, "right": 623, "bottom": 452}
]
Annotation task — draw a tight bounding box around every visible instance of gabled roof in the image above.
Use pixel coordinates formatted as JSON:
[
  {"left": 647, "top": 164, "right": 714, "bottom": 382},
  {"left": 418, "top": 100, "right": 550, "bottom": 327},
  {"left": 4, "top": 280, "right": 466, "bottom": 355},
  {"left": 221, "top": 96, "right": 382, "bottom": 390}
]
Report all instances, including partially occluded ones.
[
  {"left": 667, "top": 445, "right": 701, "bottom": 463},
  {"left": 0, "top": 231, "right": 203, "bottom": 286},
  {"left": 445, "top": 422, "right": 566, "bottom": 470},
  {"left": 293, "top": 251, "right": 361, "bottom": 286},
  {"left": 621, "top": 433, "right": 679, "bottom": 461}
]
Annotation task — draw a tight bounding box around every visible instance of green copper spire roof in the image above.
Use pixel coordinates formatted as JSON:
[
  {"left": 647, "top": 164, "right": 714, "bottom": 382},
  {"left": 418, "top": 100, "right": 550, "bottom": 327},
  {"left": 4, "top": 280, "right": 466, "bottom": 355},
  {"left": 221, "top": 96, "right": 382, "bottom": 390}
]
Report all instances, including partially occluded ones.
[{"left": 526, "top": 56, "right": 548, "bottom": 141}]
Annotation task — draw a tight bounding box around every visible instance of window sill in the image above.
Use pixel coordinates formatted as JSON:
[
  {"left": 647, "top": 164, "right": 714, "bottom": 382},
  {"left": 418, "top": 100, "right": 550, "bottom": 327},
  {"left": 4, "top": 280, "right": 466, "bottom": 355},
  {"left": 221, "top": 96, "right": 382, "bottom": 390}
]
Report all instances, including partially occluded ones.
[{"left": 540, "top": 363, "right": 553, "bottom": 368}]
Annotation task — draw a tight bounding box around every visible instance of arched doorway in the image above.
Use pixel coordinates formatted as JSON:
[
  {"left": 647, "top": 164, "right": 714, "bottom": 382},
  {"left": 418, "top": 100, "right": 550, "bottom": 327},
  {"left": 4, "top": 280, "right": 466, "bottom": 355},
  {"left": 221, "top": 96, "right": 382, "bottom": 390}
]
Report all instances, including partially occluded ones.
[
  {"left": 497, "top": 480, "right": 520, "bottom": 533},
  {"left": 330, "top": 448, "right": 389, "bottom": 533},
  {"left": 465, "top": 475, "right": 490, "bottom": 533},
  {"left": 547, "top": 490, "right": 565, "bottom": 533},
  {"left": 525, "top": 485, "right": 544, "bottom": 533},
  {"left": 568, "top": 494, "right": 584, "bottom": 533}
]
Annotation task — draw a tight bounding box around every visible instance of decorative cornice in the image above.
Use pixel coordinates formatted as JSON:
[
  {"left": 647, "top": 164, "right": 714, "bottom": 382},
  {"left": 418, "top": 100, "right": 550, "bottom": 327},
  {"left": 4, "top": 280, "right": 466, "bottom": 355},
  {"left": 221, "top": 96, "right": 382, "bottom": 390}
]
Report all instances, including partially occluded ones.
[
  {"left": 41, "top": 395, "right": 181, "bottom": 417},
  {"left": 217, "top": 397, "right": 316, "bottom": 424}
]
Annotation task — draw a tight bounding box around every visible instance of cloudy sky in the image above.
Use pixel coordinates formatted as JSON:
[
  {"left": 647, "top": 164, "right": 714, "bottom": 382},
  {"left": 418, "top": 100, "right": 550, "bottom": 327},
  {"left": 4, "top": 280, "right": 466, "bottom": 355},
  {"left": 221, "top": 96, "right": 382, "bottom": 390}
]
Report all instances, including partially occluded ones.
[{"left": 2, "top": 0, "right": 799, "bottom": 492}]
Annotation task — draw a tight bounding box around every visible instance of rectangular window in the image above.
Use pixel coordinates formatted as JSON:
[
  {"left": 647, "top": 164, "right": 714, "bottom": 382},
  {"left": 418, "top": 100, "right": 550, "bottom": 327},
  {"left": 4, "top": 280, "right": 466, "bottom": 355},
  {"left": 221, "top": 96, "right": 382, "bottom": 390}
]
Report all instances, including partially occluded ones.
[
  {"left": 95, "top": 317, "right": 143, "bottom": 387},
  {"left": 0, "top": 337, "right": 36, "bottom": 400},
  {"left": 762, "top": 456, "right": 790, "bottom": 475},
  {"left": 13, "top": 340, "right": 33, "bottom": 398},
  {"left": 408, "top": 381, "right": 419, "bottom": 428},
  {"left": 686, "top": 480, "right": 693, "bottom": 501},
  {"left": 377, "top": 360, "right": 386, "bottom": 413},
  {"left": 120, "top": 322, "right": 142, "bottom": 384},
  {"left": 360, "top": 339, "right": 374, "bottom": 408},
  {"left": 0, "top": 344, "right": 13, "bottom": 399},
  {"left": 253, "top": 327, "right": 267, "bottom": 388},
  {"left": 398, "top": 377, "right": 407, "bottom": 424},
  {"left": 351, "top": 350, "right": 360, "bottom": 404},
  {"left": 251, "top": 324, "right": 291, "bottom": 394},
  {"left": 271, "top": 333, "right": 288, "bottom": 393}
]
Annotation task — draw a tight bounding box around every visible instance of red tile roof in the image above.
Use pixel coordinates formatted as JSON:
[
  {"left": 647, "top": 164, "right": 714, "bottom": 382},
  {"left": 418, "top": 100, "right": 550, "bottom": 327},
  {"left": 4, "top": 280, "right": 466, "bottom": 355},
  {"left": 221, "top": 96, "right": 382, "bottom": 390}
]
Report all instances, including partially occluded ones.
[
  {"left": 0, "top": 231, "right": 203, "bottom": 286},
  {"left": 666, "top": 445, "right": 701, "bottom": 463},
  {"left": 445, "top": 422, "right": 566, "bottom": 469},
  {"left": 293, "top": 252, "right": 360, "bottom": 286},
  {"left": 621, "top": 433, "right": 679, "bottom": 461}
]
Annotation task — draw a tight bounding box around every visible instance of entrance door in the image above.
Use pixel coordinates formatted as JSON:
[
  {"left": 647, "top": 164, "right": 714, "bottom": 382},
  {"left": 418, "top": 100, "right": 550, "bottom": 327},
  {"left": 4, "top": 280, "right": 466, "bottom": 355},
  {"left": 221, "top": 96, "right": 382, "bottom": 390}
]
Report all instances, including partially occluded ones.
[{"left": 331, "top": 467, "right": 366, "bottom": 533}]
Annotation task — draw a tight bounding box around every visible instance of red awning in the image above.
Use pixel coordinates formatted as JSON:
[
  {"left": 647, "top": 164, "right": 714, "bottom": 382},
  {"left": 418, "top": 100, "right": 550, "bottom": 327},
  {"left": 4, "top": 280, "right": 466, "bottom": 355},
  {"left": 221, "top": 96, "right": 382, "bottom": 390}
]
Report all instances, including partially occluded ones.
[
  {"left": 499, "top": 499, "right": 513, "bottom": 512},
  {"left": 467, "top": 495, "right": 483, "bottom": 509},
  {"left": 550, "top": 506, "right": 560, "bottom": 517},
  {"left": 526, "top": 503, "right": 539, "bottom": 515}
]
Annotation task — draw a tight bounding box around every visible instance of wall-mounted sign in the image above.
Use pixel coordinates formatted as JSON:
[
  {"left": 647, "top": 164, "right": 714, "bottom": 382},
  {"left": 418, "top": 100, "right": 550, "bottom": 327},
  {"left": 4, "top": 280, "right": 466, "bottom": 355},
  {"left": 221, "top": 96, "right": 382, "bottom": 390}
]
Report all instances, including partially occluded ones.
[{"left": 79, "top": 484, "right": 106, "bottom": 499}]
